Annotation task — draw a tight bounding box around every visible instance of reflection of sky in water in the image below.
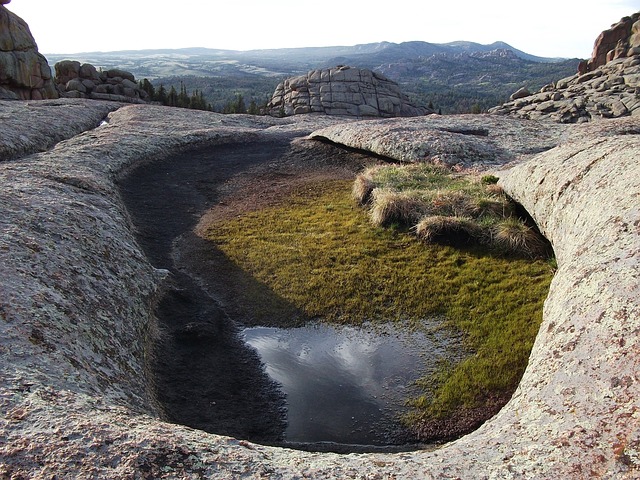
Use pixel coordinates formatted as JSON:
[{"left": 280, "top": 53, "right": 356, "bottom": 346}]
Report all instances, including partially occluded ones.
[{"left": 243, "top": 323, "right": 453, "bottom": 445}]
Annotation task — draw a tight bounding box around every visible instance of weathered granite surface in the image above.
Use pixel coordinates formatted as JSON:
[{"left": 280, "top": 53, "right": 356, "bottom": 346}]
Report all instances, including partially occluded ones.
[
  {"left": 311, "top": 114, "right": 570, "bottom": 170},
  {"left": 0, "top": 5, "right": 57, "bottom": 100},
  {"left": 1, "top": 101, "right": 638, "bottom": 478},
  {"left": 0, "top": 99, "right": 121, "bottom": 161},
  {"left": 266, "top": 65, "right": 432, "bottom": 118}
]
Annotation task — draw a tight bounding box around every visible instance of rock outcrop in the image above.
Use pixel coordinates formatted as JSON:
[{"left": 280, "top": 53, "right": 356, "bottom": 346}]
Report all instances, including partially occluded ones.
[
  {"left": 0, "top": 4, "right": 58, "bottom": 100},
  {"left": 489, "top": 55, "right": 640, "bottom": 122},
  {"left": 55, "top": 60, "right": 149, "bottom": 103},
  {"left": 0, "top": 101, "right": 638, "bottom": 478},
  {"left": 581, "top": 12, "right": 640, "bottom": 72},
  {"left": 491, "top": 13, "right": 640, "bottom": 123},
  {"left": 266, "top": 65, "right": 432, "bottom": 117}
]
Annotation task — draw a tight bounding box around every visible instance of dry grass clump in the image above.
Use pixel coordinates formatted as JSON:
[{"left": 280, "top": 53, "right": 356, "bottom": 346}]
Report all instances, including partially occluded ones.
[
  {"left": 369, "top": 188, "right": 427, "bottom": 227},
  {"left": 468, "top": 197, "right": 514, "bottom": 218},
  {"left": 485, "top": 183, "right": 506, "bottom": 197},
  {"left": 430, "top": 191, "right": 474, "bottom": 217},
  {"left": 354, "top": 162, "right": 551, "bottom": 258},
  {"left": 352, "top": 172, "right": 377, "bottom": 206},
  {"left": 415, "top": 216, "right": 481, "bottom": 247},
  {"left": 493, "top": 217, "right": 550, "bottom": 258}
]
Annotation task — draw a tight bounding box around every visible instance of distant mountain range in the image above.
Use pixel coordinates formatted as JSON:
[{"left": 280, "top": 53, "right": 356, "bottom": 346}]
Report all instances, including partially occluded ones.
[{"left": 46, "top": 41, "right": 581, "bottom": 113}]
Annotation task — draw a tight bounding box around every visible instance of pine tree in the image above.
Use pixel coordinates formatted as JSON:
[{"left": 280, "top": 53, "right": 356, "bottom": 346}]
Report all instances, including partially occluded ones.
[
  {"left": 235, "top": 94, "right": 246, "bottom": 114},
  {"left": 140, "top": 79, "right": 156, "bottom": 99},
  {"left": 178, "top": 82, "right": 189, "bottom": 108},
  {"left": 156, "top": 84, "right": 167, "bottom": 105},
  {"left": 248, "top": 99, "right": 259, "bottom": 115},
  {"left": 168, "top": 86, "right": 178, "bottom": 107}
]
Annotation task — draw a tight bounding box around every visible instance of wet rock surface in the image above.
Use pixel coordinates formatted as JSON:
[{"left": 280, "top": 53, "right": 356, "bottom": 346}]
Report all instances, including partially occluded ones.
[{"left": 0, "top": 100, "right": 639, "bottom": 478}]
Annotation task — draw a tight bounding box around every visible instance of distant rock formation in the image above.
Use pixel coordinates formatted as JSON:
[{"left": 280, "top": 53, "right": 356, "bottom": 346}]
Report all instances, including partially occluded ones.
[
  {"left": 490, "top": 12, "right": 640, "bottom": 123},
  {"left": 55, "top": 61, "right": 149, "bottom": 103},
  {"left": 266, "top": 65, "right": 432, "bottom": 117},
  {"left": 0, "top": 4, "right": 58, "bottom": 100},
  {"left": 580, "top": 12, "right": 640, "bottom": 72}
]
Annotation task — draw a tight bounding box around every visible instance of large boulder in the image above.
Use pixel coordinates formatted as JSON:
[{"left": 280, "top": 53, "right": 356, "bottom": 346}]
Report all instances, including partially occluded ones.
[
  {"left": 0, "top": 4, "right": 58, "bottom": 100},
  {"left": 266, "top": 65, "right": 433, "bottom": 118}
]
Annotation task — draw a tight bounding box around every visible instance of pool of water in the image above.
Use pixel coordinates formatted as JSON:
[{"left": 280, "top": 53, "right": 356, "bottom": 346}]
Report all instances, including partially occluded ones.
[{"left": 243, "top": 321, "right": 459, "bottom": 448}]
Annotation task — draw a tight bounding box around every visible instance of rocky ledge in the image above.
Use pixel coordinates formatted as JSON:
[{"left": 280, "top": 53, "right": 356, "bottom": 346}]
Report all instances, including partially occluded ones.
[
  {"left": 489, "top": 55, "right": 640, "bottom": 122},
  {"left": 0, "top": 100, "right": 638, "bottom": 478}
]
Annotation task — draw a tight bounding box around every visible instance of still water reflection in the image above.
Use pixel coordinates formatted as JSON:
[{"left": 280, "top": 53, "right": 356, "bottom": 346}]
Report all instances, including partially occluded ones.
[{"left": 243, "top": 322, "right": 455, "bottom": 447}]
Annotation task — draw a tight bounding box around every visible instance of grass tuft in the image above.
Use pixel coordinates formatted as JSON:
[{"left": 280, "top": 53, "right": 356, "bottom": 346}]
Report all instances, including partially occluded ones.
[
  {"left": 368, "top": 188, "right": 426, "bottom": 227},
  {"left": 415, "top": 216, "right": 481, "bottom": 247},
  {"left": 352, "top": 172, "right": 377, "bottom": 205},
  {"left": 493, "top": 217, "right": 550, "bottom": 258}
]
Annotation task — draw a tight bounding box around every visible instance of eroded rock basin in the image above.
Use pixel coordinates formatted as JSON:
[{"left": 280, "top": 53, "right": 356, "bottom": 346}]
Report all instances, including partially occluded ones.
[{"left": 3, "top": 102, "right": 638, "bottom": 478}]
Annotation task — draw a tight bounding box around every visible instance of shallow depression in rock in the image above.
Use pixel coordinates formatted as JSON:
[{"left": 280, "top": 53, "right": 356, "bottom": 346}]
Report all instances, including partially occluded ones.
[{"left": 243, "top": 322, "right": 458, "bottom": 447}]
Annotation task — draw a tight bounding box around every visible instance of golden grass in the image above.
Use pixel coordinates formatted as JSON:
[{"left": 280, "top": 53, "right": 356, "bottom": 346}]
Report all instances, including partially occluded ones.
[{"left": 493, "top": 217, "right": 550, "bottom": 258}]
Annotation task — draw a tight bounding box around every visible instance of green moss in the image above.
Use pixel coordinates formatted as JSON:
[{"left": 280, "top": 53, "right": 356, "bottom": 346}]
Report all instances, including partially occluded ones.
[{"left": 203, "top": 180, "right": 553, "bottom": 423}]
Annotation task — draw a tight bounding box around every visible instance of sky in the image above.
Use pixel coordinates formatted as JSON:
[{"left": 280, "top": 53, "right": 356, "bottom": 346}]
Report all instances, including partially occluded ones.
[{"left": 6, "top": 0, "right": 640, "bottom": 59}]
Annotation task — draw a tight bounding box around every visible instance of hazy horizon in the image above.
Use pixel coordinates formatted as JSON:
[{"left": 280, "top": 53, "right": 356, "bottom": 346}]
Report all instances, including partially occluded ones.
[{"left": 7, "top": 0, "right": 640, "bottom": 59}]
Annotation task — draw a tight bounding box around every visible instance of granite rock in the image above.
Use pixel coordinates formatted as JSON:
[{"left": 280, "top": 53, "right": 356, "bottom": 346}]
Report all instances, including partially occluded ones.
[
  {"left": 311, "top": 114, "right": 569, "bottom": 170},
  {"left": 266, "top": 65, "right": 433, "bottom": 118},
  {"left": 0, "top": 5, "right": 58, "bottom": 100},
  {"left": 55, "top": 61, "right": 149, "bottom": 103},
  {"left": 490, "top": 55, "right": 640, "bottom": 123},
  {"left": 493, "top": 13, "right": 640, "bottom": 123}
]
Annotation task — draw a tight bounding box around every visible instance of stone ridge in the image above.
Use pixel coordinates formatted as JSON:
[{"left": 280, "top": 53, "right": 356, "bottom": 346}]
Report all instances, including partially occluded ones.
[
  {"left": 0, "top": 5, "right": 58, "bottom": 100},
  {"left": 489, "top": 54, "right": 640, "bottom": 122},
  {"left": 0, "top": 102, "right": 638, "bottom": 478},
  {"left": 266, "top": 65, "right": 432, "bottom": 118}
]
